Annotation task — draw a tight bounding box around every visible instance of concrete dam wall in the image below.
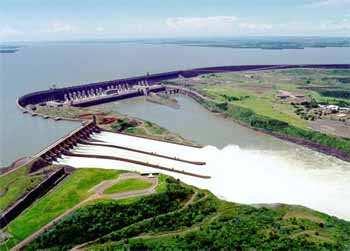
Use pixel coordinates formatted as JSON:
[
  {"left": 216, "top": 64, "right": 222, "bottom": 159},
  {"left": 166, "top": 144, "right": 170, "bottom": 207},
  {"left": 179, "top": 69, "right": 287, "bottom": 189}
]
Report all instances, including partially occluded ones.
[
  {"left": 0, "top": 167, "right": 70, "bottom": 228},
  {"left": 17, "top": 64, "right": 350, "bottom": 109}
]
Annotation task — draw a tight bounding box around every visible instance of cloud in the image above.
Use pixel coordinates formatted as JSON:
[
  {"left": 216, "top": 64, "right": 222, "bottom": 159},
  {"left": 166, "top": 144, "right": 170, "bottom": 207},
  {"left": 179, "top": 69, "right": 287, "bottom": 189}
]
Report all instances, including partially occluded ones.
[
  {"left": 46, "top": 22, "right": 77, "bottom": 33},
  {"left": 319, "top": 19, "right": 350, "bottom": 30},
  {"left": 165, "top": 16, "right": 273, "bottom": 34},
  {"left": 238, "top": 22, "right": 273, "bottom": 31},
  {"left": 0, "top": 26, "right": 22, "bottom": 38},
  {"left": 306, "top": 0, "right": 350, "bottom": 7},
  {"left": 96, "top": 27, "right": 105, "bottom": 32},
  {"left": 0, "top": 26, "right": 23, "bottom": 41},
  {"left": 166, "top": 16, "right": 238, "bottom": 30}
]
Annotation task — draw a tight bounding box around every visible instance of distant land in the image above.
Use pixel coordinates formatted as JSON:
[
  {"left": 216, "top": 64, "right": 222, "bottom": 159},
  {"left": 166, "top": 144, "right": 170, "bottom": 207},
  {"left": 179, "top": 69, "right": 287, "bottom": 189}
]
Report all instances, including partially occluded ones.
[
  {"left": 2, "top": 37, "right": 350, "bottom": 51},
  {"left": 0, "top": 45, "right": 20, "bottom": 53},
  {"left": 145, "top": 37, "right": 350, "bottom": 50}
]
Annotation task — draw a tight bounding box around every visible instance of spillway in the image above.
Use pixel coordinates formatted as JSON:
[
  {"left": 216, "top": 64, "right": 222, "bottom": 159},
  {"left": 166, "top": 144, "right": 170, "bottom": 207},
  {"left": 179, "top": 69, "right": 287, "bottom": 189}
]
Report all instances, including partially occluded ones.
[
  {"left": 55, "top": 131, "right": 350, "bottom": 220},
  {"left": 91, "top": 131, "right": 203, "bottom": 161},
  {"left": 74, "top": 144, "right": 205, "bottom": 171}
]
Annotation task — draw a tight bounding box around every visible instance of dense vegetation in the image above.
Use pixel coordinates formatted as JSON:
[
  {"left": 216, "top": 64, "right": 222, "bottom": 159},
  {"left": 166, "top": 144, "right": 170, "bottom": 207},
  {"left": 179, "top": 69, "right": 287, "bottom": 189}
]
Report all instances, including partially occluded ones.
[
  {"left": 27, "top": 177, "right": 193, "bottom": 250},
  {"left": 111, "top": 118, "right": 139, "bottom": 132},
  {"left": 98, "top": 204, "right": 350, "bottom": 251},
  {"left": 318, "top": 90, "right": 350, "bottom": 100},
  {"left": 89, "top": 195, "right": 350, "bottom": 250}
]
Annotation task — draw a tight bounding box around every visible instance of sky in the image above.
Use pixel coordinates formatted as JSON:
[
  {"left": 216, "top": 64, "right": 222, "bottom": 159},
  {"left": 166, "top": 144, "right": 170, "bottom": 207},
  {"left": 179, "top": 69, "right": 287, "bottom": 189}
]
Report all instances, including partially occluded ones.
[{"left": 1, "top": 0, "right": 350, "bottom": 42}]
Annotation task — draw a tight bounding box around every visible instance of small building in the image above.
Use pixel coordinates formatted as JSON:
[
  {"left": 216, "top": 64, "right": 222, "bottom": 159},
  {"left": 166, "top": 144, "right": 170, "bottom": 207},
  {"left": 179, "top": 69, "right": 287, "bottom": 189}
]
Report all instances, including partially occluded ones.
[
  {"left": 337, "top": 113, "right": 347, "bottom": 118},
  {"left": 276, "top": 90, "right": 291, "bottom": 99},
  {"left": 339, "top": 107, "right": 350, "bottom": 112},
  {"left": 327, "top": 105, "right": 339, "bottom": 112}
]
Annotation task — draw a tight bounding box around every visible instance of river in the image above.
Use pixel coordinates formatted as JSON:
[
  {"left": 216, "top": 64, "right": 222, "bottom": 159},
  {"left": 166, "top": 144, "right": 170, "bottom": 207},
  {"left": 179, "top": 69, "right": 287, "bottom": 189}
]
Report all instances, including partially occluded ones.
[
  {"left": 57, "top": 95, "right": 350, "bottom": 219},
  {"left": 112, "top": 94, "right": 350, "bottom": 174},
  {"left": 1, "top": 42, "right": 350, "bottom": 167}
]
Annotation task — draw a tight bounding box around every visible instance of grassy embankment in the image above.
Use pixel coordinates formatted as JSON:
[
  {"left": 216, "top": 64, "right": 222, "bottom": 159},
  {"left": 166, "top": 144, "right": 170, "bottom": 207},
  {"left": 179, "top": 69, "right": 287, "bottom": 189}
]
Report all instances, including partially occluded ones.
[
  {"left": 200, "top": 87, "right": 350, "bottom": 156},
  {"left": 35, "top": 104, "right": 194, "bottom": 146},
  {"left": 146, "top": 93, "right": 180, "bottom": 109},
  {"left": 15, "top": 175, "right": 350, "bottom": 251},
  {"left": 0, "top": 168, "right": 121, "bottom": 250},
  {"left": 0, "top": 165, "right": 49, "bottom": 212},
  {"left": 110, "top": 118, "right": 196, "bottom": 146},
  {"left": 104, "top": 178, "right": 153, "bottom": 194},
  {"left": 189, "top": 71, "right": 350, "bottom": 157}
]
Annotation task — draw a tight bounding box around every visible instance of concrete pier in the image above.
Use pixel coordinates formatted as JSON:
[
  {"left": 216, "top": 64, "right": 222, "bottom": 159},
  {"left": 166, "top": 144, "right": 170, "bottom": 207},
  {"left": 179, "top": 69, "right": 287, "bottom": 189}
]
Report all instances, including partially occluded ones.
[
  {"left": 37, "top": 121, "right": 99, "bottom": 165},
  {"left": 80, "top": 140, "right": 206, "bottom": 165},
  {"left": 63, "top": 152, "right": 210, "bottom": 179}
]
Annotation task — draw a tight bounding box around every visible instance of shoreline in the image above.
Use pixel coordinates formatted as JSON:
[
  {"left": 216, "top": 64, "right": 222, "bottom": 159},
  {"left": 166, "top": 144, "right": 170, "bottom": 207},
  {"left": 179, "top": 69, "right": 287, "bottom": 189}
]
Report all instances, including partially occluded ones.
[
  {"left": 175, "top": 86, "right": 350, "bottom": 162},
  {"left": 14, "top": 64, "right": 350, "bottom": 165},
  {"left": 18, "top": 90, "right": 350, "bottom": 164}
]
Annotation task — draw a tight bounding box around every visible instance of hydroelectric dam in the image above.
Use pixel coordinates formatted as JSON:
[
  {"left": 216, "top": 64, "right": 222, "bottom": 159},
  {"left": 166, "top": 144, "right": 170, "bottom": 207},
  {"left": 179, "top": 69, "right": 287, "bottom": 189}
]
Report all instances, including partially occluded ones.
[
  {"left": 7, "top": 63, "right": 350, "bottom": 221},
  {"left": 17, "top": 64, "right": 349, "bottom": 109},
  {"left": 15, "top": 64, "right": 350, "bottom": 180}
]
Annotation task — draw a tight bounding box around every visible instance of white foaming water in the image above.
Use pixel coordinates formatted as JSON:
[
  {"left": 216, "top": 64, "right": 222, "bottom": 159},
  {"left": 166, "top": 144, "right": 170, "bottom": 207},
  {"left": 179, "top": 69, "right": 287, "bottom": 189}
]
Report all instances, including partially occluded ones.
[
  {"left": 55, "top": 132, "right": 350, "bottom": 220},
  {"left": 91, "top": 131, "right": 203, "bottom": 161}
]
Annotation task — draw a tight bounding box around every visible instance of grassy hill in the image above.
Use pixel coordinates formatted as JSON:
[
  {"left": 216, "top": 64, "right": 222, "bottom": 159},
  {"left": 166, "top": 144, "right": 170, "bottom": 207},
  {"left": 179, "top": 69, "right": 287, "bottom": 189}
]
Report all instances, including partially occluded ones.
[
  {"left": 0, "top": 168, "right": 121, "bottom": 250},
  {"left": 0, "top": 164, "right": 58, "bottom": 212},
  {"left": 1, "top": 171, "right": 349, "bottom": 250}
]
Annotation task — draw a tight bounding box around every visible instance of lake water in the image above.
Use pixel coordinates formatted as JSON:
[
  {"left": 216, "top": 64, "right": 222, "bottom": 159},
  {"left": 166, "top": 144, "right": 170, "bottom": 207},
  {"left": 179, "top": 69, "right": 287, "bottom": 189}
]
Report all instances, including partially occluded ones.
[{"left": 1, "top": 42, "right": 350, "bottom": 166}]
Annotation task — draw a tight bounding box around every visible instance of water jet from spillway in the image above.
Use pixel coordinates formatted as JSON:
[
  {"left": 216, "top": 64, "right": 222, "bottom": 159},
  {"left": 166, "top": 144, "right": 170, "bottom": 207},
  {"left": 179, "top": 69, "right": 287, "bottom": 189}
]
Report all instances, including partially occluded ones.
[{"left": 55, "top": 132, "right": 350, "bottom": 220}]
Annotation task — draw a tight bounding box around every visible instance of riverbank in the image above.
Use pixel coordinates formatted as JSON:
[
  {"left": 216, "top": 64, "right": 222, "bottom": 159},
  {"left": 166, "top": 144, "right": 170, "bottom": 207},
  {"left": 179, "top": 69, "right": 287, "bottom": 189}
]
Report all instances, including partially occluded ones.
[
  {"left": 31, "top": 103, "right": 198, "bottom": 147},
  {"left": 23, "top": 85, "right": 350, "bottom": 162},
  {"left": 146, "top": 93, "right": 180, "bottom": 109},
  {"left": 176, "top": 86, "right": 350, "bottom": 162}
]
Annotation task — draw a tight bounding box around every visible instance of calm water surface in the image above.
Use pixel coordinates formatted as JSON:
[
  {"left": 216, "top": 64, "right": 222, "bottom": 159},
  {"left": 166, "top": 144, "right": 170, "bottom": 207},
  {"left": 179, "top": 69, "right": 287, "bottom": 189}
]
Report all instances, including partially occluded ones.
[{"left": 1, "top": 43, "right": 350, "bottom": 166}]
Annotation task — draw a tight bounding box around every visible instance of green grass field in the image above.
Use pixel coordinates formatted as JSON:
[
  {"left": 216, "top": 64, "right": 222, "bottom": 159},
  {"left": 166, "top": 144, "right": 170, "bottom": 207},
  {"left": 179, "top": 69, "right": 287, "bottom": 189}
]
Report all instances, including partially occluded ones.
[
  {"left": 156, "top": 174, "right": 168, "bottom": 193},
  {"left": 198, "top": 85, "right": 308, "bottom": 129},
  {"left": 0, "top": 166, "right": 45, "bottom": 212},
  {"left": 104, "top": 178, "right": 152, "bottom": 194},
  {"left": 1, "top": 168, "right": 121, "bottom": 250}
]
